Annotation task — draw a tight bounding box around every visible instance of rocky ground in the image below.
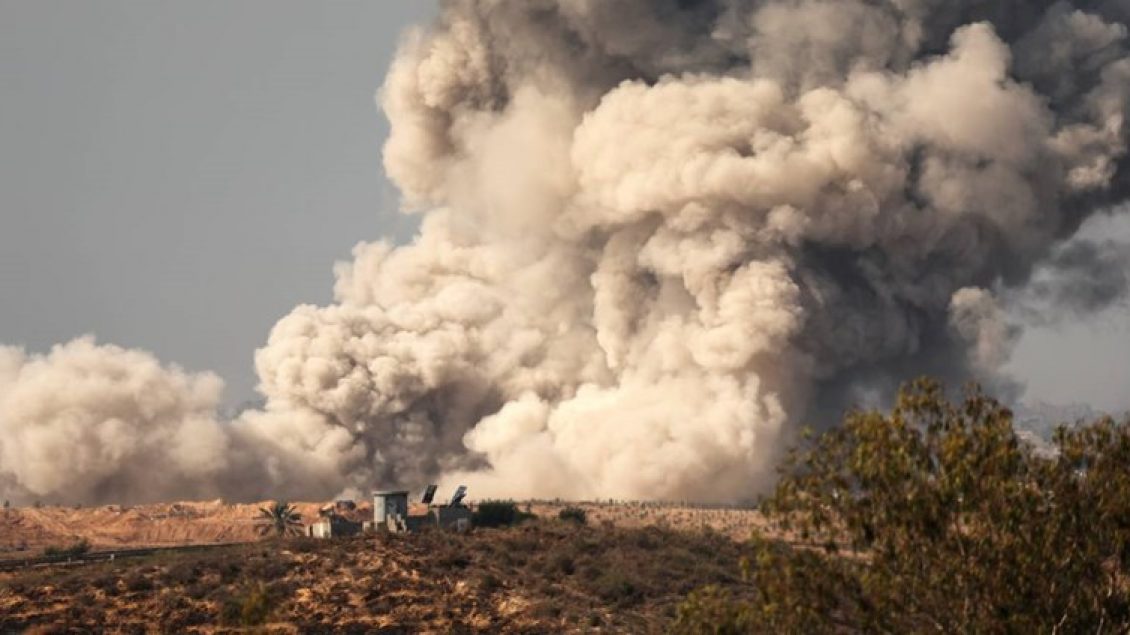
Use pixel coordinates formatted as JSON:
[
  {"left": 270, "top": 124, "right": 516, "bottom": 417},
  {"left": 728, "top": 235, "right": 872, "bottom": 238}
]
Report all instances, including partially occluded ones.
[{"left": 0, "top": 517, "right": 755, "bottom": 633}]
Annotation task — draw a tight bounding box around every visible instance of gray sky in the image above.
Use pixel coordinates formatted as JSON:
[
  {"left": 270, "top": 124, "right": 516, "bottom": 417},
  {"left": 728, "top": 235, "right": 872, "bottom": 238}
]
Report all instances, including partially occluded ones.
[
  {"left": 1, "top": 1, "right": 436, "bottom": 406},
  {"left": 0, "top": 1, "right": 1126, "bottom": 412},
  {"left": 1005, "top": 213, "right": 1130, "bottom": 412}
]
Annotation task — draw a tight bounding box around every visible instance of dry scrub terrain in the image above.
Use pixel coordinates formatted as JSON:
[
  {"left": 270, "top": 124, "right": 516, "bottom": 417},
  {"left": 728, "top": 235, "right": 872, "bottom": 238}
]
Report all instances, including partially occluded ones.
[
  {"left": 526, "top": 501, "right": 766, "bottom": 540},
  {"left": 0, "top": 500, "right": 764, "bottom": 556},
  {"left": 0, "top": 502, "right": 362, "bottom": 556},
  {"left": 0, "top": 519, "right": 753, "bottom": 633}
]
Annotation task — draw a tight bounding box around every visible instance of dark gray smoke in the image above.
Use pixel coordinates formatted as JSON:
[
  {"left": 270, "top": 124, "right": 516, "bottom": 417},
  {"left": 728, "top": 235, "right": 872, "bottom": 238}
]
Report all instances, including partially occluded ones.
[
  {"left": 3, "top": 0, "right": 1130, "bottom": 504},
  {"left": 1022, "top": 237, "right": 1130, "bottom": 315}
]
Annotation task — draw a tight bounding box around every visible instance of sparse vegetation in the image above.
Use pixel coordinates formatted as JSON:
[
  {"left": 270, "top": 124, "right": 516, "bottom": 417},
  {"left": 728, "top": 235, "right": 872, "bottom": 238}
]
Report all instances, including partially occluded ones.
[
  {"left": 675, "top": 378, "right": 1130, "bottom": 633},
  {"left": 592, "top": 569, "right": 641, "bottom": 606},
  {"left": 221, "top": 582, "right": 272, "bottom": 626},
  {"left": 557, "top": 506, "right": 587, "bottom": 525},
  {"left": 123, "top": 570, "right": 154, "bottom": 593}
]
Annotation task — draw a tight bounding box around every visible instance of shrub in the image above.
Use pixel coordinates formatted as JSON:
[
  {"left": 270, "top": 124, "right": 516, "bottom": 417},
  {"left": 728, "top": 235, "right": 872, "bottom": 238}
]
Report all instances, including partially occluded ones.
[
  {"left": 221, "top": 584, "right": 271, "bottom": 627},
  {"left": 547, "top": 553, "right": 576, "bottom": 576},
  {"left": 156, "top": 590, "right": 187, "bottom": 615},
  {"left": 675, "top": 378, "right": 1130, "bottom": 633},
  {"left": 534, "top": 600, "right": 563, "bottom": 619},
  {"left": 163, "top": 562, "right": 199, "bottom": 586},
  {"left": 240, "top": 583, "right": 272, "bottom": 626},
  {"left": 90, "top": 574, "right": 117, "bottom": 592},
  {"left": 122, "top": 572, "right": 153, "bottom": 593},
  {"left": 472, "top": 500, "right": 534, "bottom": 528},
  {"left": 43, "top": 540, "right": 90, "bottom": 558},
  {"left": 477, "top": 572, "right": 501, "bottom": 593},
  {"left": 184, "top": 582, "right": 209, "bottom": 600},
  {"left": 287, "top": 536, "right": 320, "bottom": 554},
  {"left": 579, "top": 564, "right": 601, "bottom": 581},
  {"left": 179, "top": 608, "right": 211, "bottom": 627},
  {"left": 632, "top": 529, "right": 660, "bottom": 550},
  {"left": 220, "top": 596, "right": 242, "bottom": 625},
  {"left": 244, "top": 554, "right": 290, "bottom": 580},
  {"left": 673, "top": 586, "right": 757, "bottom": 635},
  {"left": 557, "top": 506, "right": 587, "bottom": 525},
  {"left": 436, "top": 550, "right": 471, "bottom": 569},
  {"left": 218, "top": 561, "right": 241, "bottom": 583},
  {"left": 590, "top": 570, "right": 641, "bottom": 606}
]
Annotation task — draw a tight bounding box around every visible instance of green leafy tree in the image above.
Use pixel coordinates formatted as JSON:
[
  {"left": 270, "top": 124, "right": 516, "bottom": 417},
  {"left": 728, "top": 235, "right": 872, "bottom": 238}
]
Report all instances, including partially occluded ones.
[
  {"left": 257, "top": 501, "right": 303, "bottom": 538},
  {"left": 675, "top": 378, "right": 1130, "bottom": 633}
]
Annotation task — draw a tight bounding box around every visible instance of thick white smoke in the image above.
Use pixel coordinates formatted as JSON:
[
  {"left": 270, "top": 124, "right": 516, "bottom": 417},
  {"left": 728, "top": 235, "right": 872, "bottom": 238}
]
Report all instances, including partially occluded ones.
[
  {"left": 0, "top": 339, "right": 230, "bottom": 503},
  {"left": 4, "top": 0, "right": 1130, "bottom": 504}
]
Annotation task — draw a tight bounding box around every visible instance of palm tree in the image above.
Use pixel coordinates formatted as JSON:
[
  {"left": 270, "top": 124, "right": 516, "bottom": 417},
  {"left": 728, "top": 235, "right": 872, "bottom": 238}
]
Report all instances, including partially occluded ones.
[{"left": 257, "top": 501, "right": 303, "bottom": 538}]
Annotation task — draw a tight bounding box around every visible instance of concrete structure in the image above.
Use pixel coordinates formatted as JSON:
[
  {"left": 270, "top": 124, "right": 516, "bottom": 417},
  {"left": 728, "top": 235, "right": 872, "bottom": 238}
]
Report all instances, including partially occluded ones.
[
  {"left": 306, "top": 501, "right": 368, "bottom": 539},
  {"left": 428, "top": 505, "right": 473, "bottom": 532},
  {"left": 371, "top": 486, "right": 473, "bottom": 534},
  {"left": 305, "top": 499, "right": 373, "bottom": 539},
  {"left": 373, "top": 490, "right": 409, "bottom": 531},
  {"left": 307, "top": 515, "right": 364, "bottom": 539}
]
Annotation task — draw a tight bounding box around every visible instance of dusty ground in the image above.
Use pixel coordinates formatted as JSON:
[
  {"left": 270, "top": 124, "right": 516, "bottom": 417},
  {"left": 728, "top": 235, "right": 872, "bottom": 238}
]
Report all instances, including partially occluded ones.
[
  {"left": 0, "top": 501, "right": 338, "bottom": 555},
  {"left": 0, "top": 499, "right": 764, "bottom": 556},
  {"left": 0, "top": 518, "right": 755, "bottom": 633}
]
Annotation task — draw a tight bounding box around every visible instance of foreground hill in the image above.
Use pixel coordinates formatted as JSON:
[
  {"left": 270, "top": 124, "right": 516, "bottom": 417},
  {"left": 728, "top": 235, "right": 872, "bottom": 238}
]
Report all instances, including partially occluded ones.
[{"left": 0, "top": 520, "right": 751, "bottom": 633}]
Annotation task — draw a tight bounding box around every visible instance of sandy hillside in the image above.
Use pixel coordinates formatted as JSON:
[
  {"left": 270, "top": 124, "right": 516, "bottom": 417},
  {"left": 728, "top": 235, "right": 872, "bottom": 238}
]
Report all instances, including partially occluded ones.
[
  {"left": 0, "top": 499, "right": 765, "bottom": 557},
  {"left": 0, "top": 501, "right": 349, "bottom": 555}
]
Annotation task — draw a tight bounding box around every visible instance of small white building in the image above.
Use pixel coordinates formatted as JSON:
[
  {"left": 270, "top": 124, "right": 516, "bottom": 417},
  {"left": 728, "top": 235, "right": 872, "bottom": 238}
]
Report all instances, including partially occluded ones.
[
  {"left": 373, "top": 490, "right": 410, "bottom": 531},
  {"left": 372, "top": 486, "right": 473, "bottom": 533}
]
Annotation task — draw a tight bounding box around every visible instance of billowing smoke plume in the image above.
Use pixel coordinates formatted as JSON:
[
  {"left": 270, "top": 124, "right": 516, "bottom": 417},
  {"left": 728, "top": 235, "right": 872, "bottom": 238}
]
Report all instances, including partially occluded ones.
[
  {"left": 0, "top": 339, "right": 231, "bottom": 503},
  {"left": 1014, "top": 235, "right": 1130, "bottom": 317},
  {"left": 4, "top": 0, "right": 1130, "bottom": 504}
]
